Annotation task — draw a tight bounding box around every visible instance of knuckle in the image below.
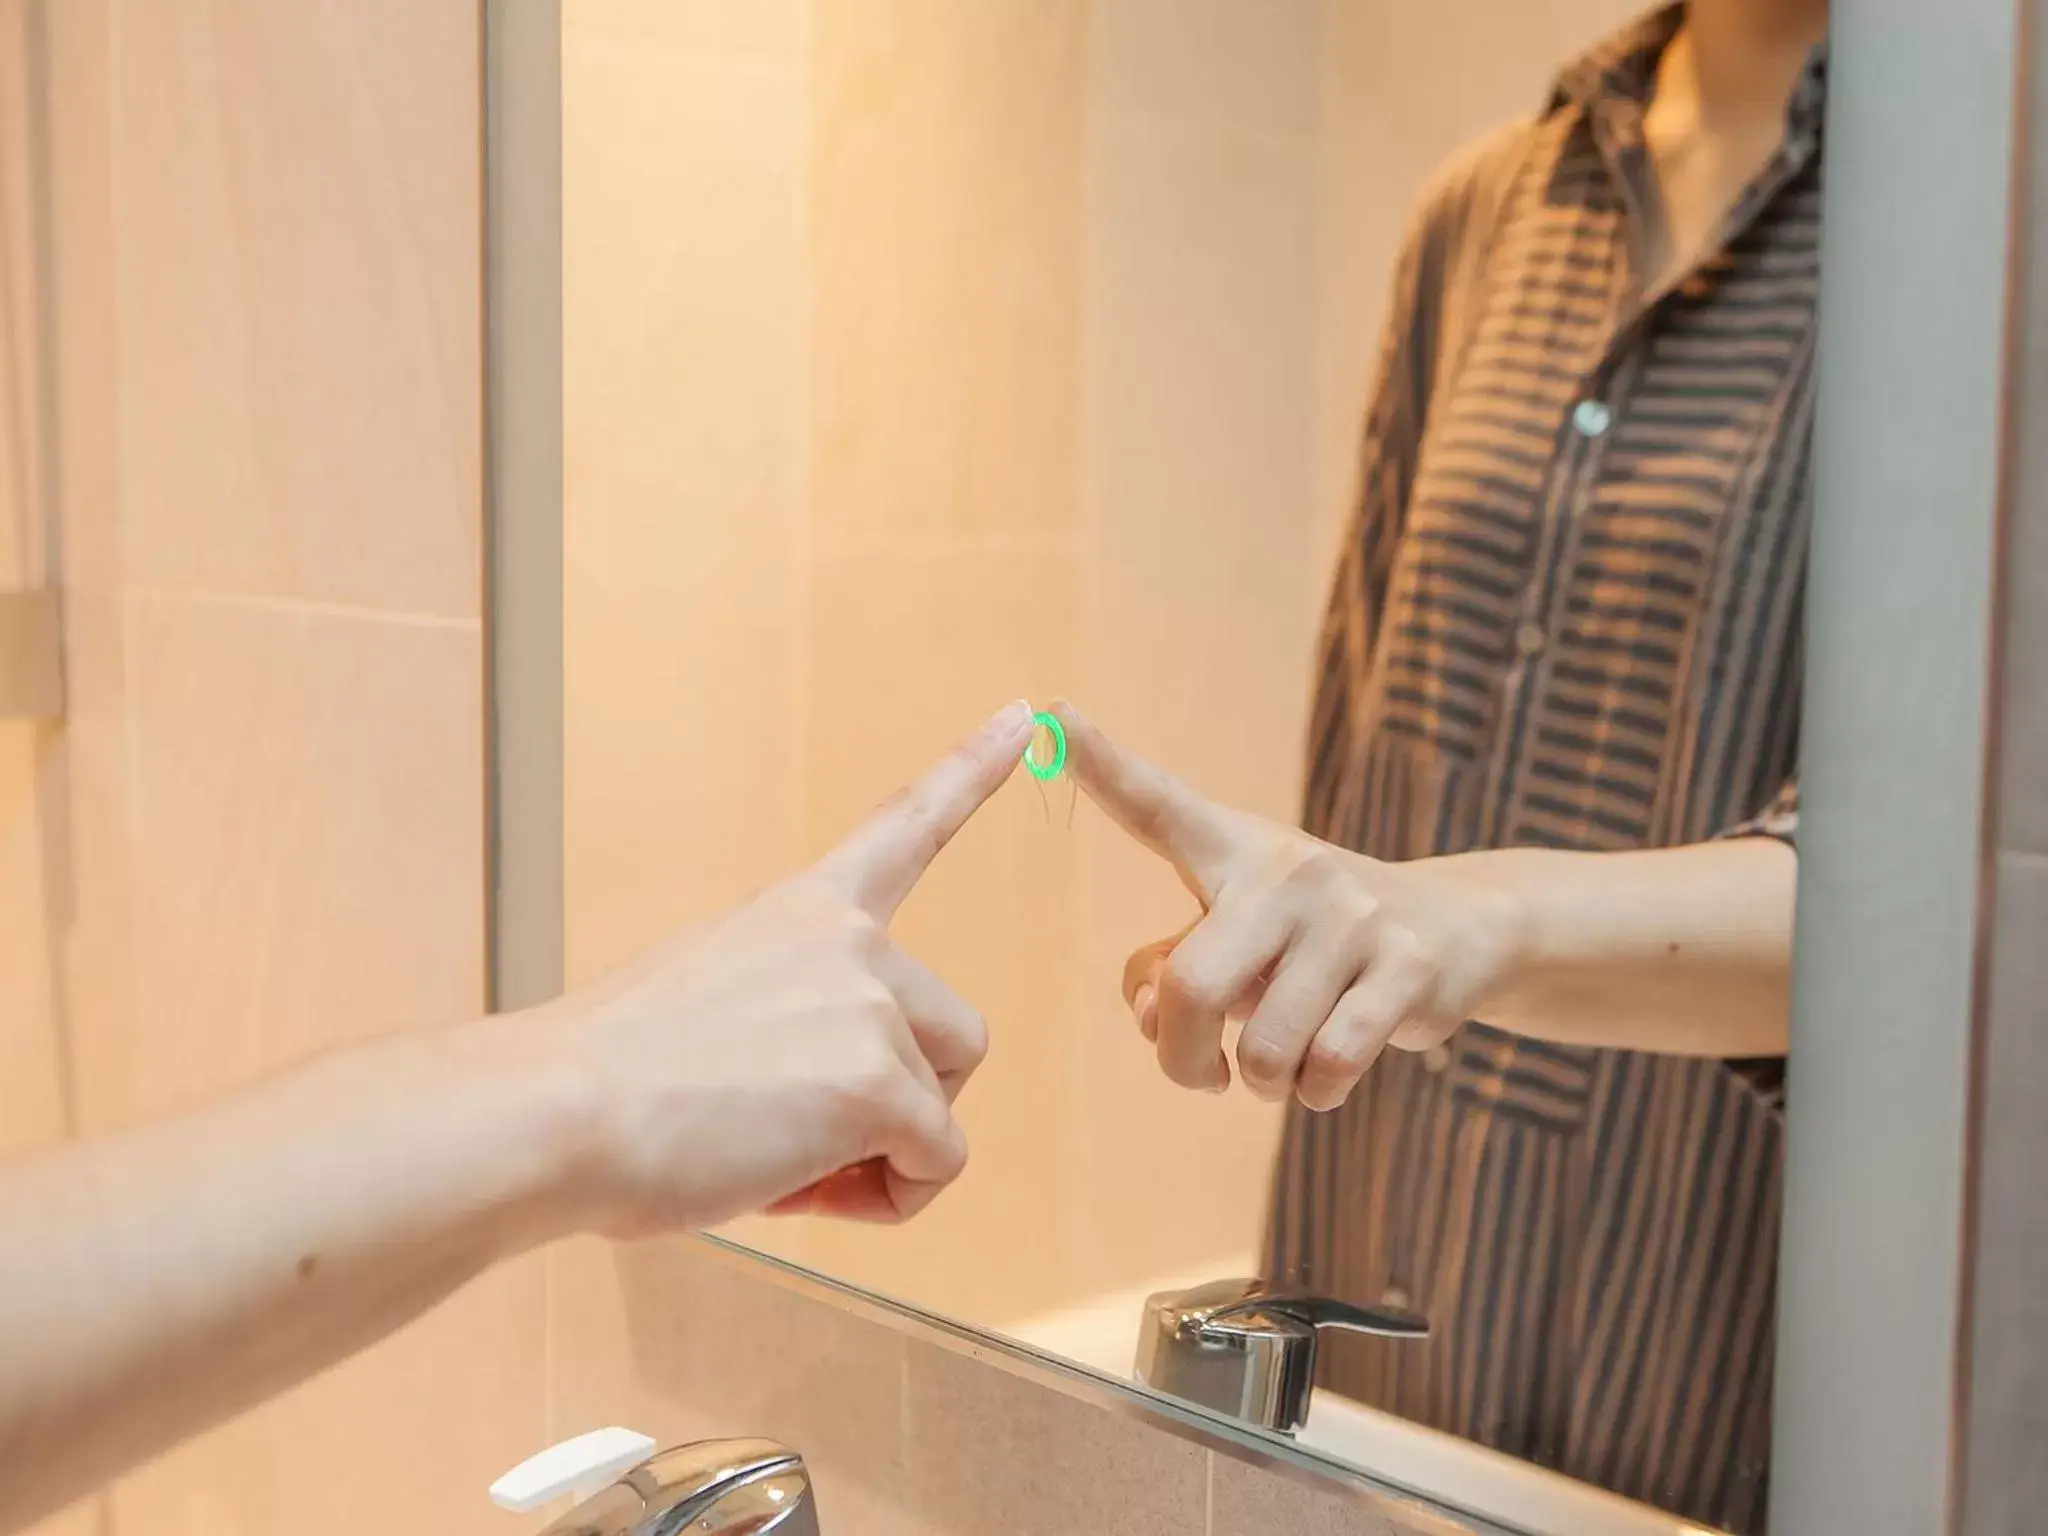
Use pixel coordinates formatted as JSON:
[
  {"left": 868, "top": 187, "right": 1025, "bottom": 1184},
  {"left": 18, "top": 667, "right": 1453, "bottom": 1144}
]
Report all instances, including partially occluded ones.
[
  {"left": 1374, "top": 924, "right": 1425, "bottom": 972},
  {"left": 824, "top": 906, "right": 886, "bottom": 964},
  {"left": 1274, "top": 843, "right": 1341, "bottom": 894},
  {"left": 842, "top": 1045, "right": 904, "bottom": 1110},
  {"left": 1394, "top": 942, "right": 1445, "bottom": 995},
  {"left": 959, "top": 1011, "right": 991, "bottom": 1068},
  {"left": 1263, "top": 846, "right": 1314, "bottom": 891},
  {"left": 1237, "top": 1034, "right": 1299, "bottom": 1086},
  {"left": 942, "top": 740, "right": 985, "bottom": 781},
  {"left": 1332, "top": 906, "right": 1380, "bottom": 954},
  {"left": 1160, "top": 960, "right": 1224, "bottom": 1014},
  {"left": 851, "top": 914, "right": 891, "bottom": 963},
  {"left": 896, "top": 788, "right": 946, "bottom": 858},
  {"left": 1307, "top": 1026, "right": 1375, "bottom": 1078},
  {"left": 872, "top": 780, "right": 945, "bottom": 858},
  {"left": 1389, "top": 1016, "right": 1450, "bottom": 1053},
  {"left": 839, "top": 968, "right": 895, "bottom": 1014}
]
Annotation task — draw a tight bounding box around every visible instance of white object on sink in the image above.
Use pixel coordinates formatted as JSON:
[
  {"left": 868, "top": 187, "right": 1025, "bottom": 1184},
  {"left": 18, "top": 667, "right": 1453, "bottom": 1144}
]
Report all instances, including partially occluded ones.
[{"left": 489, "top": 1426, "right": 657, "bottom": 1513}]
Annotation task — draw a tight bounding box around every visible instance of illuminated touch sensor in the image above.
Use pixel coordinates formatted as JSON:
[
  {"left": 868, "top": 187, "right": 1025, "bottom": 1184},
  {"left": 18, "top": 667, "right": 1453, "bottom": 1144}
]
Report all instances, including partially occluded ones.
[{"left": 1024, "top": 710, "right": 1067, "bottom": 781}]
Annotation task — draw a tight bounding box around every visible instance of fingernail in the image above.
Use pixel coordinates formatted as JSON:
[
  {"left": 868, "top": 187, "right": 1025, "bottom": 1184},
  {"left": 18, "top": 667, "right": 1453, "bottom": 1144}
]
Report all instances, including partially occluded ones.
[
  {"left": 1132, "top": 985, "right": 1157, "bottom": 1041},
  {"left": 1204, "top": 1058, "right": 1231, "bottom": 1095},
  {"left": 993, "top": 699, "right": 1034, "bottom": 736}
]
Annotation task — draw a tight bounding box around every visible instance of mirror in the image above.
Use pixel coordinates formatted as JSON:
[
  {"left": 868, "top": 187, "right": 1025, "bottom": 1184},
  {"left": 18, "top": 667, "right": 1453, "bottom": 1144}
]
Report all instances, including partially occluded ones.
[{"left": 557, "top": 3, "right": 1817, "bottom": 1532}]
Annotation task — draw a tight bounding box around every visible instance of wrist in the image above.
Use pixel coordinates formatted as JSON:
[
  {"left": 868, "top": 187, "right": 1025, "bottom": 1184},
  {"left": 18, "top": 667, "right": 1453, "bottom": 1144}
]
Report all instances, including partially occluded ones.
[
  {"left": 431, "top": 1004, "right": 612, "bottom": 1254},
  {"left": 1427, "top": 847, "right": 1552, "bottom": 1008}
]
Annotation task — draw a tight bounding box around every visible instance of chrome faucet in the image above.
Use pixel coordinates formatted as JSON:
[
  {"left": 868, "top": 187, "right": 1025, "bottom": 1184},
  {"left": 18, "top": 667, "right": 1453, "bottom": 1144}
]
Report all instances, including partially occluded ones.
[
  {"left": 1135, "top": 1278, "right": 1429, "bottom": 1435},
  {"left": 491, "top": 1429, "right": 818, "bottom": 1536}
]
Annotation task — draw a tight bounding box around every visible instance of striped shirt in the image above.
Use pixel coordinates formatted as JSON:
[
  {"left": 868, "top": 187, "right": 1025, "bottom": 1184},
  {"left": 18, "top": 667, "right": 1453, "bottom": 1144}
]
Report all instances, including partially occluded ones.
[{"left": 1262, "top": 10, "right": 1818, "bottom": 1532}]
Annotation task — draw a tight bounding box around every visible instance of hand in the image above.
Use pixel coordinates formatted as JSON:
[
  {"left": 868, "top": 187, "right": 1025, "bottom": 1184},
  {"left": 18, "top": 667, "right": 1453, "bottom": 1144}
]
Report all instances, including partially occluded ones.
[
  {"left": 529, "top": 700, "right": 1038, "bottom": 1235},
  {"left": 1054, "top": 702, "right": 1530, "bottom": 1111}
]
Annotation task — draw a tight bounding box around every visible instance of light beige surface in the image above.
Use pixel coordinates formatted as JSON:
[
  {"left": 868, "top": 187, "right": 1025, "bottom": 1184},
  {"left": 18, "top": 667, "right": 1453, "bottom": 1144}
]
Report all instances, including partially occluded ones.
[
  {"left": 107, "top": 0, "right": 482, "bottom": 618},
  {"left": 560, "top": 0, "right": 1644, "bottom": 1345},
  {"left": 13, "top": 3, "right": 533, "bottom": 1535},
  {"left": 560, "top": 0, "right": 1309, "bottom": 1331}
]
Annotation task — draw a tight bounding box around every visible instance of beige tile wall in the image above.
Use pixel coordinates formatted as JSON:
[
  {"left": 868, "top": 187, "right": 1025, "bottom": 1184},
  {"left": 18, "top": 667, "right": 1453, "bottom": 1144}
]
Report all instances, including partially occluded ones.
[
  {"left": 561, "top": 0, "right": 1329, "bottom": 1338},
  {"left": 560, "top": 0, "right": 1647, "bottom": 1346},
  {"left": 18, "top": 3, "right": 541, "bottom": 1535}
]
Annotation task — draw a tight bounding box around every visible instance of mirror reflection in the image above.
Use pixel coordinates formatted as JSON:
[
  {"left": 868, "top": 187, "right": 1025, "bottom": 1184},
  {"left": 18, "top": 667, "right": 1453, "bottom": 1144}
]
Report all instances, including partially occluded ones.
[{"left": 560, "top": 2, "right": 1821, "bottom": 1532}]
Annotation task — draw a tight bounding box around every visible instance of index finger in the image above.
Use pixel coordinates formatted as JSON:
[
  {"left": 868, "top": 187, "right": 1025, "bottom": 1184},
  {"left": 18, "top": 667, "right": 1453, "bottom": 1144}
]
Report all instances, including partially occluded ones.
[
  {"left": 814, "top": 699, "right": 1038, "bottom": 918},
  {"left": 1050, "top": 701, "right": 1234, "bottom": 892}
]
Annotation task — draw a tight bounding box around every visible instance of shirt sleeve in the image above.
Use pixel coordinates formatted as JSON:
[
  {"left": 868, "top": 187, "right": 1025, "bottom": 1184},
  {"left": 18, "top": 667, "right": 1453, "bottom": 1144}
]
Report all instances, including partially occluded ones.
[{"left": 1304, "top": 125, "right": 1530, "bottom": 837}]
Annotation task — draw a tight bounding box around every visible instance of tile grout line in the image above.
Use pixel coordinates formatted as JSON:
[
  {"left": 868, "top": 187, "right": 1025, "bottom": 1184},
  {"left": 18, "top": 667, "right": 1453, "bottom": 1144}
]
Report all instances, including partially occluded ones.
[{"left": 123, "top": 583, "right": 484, "bottom": 631}]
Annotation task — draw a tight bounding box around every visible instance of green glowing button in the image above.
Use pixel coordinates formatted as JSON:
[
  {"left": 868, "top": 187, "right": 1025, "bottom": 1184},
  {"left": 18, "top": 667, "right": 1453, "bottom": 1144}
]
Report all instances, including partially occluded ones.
[{"left": 1023, "top": 710, "right": 1067, "bottom": 782}]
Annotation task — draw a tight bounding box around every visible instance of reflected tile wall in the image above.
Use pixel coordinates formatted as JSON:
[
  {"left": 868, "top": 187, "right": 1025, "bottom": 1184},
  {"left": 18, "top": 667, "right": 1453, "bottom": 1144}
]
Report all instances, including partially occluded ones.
[
  {"left": 555, "top": 1, "right": 1647, "bottom": 1531},
  {"left": 547, "top": 1237, "right": 1481, "bottom": 1536},
  {"left": 808, "top": 0, "right": 1085, "bottom": 554},
  {"left": 561, "top": 20, "right": 809, "bottom": 979},
  {"left": 562, "top": 0, "right": 1326, "bottom": 1342},
  {"left": 1071, "top": 37, "right": 1319, "bottom": 1303}
]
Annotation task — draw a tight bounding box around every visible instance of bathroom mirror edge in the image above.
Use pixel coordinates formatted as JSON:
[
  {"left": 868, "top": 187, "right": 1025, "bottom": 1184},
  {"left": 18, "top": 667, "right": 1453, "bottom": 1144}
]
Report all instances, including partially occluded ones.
[
  {"left": 478, "top": 2, "right": 2033, "bottom": 1529},
  {"left": 483, "top": 0, "right": 566, "bottom": 1017},
  {"left": 687, "top": 1233, "right": 1513, "bottom": 1536}
]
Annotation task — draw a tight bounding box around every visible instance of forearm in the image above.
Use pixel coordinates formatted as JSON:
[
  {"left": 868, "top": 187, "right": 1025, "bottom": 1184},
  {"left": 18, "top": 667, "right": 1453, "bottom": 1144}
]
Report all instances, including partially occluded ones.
[
  {"left": 0, "top": 705, "right": 1029, "bottom": 1535},
  {"left": 0, "top": 1012, "right": 591, "bottom": 1533},
  {"left": 1450, "top": 837, "right": 1797, "bottom": 1057}
]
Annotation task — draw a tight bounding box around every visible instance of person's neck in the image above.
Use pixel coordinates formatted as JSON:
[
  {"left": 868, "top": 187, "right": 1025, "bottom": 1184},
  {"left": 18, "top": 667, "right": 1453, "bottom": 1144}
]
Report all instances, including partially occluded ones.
[{"left": 1671, "top": 0, "right": 1828, "bottom": 129}]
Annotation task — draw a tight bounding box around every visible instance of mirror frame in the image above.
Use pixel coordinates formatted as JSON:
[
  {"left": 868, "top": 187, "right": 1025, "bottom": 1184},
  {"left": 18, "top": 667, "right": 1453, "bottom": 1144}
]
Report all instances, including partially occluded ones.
[{"left": 482, "top": 1, "right": 2029, "bottom": 1527}]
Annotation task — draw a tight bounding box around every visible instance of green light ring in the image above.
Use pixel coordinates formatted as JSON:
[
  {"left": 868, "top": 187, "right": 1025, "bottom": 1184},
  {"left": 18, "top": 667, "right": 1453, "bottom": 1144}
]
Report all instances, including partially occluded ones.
[{"left": 1023, "top": 710, "right": 1067, "bottom": 781}]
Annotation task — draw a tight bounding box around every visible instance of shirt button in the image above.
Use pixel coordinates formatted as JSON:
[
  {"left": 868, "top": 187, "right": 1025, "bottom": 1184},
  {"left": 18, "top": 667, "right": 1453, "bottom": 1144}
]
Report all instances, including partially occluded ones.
[
  {"left": 1422, "top": 1044, "right": 1452, "bottom": 1075},
  {"left": 1571, "top": 398, "right": 1612, "bottom": 437},
  {"left": 1515, "top": 621, "right": 1547, "bottom": 659}
]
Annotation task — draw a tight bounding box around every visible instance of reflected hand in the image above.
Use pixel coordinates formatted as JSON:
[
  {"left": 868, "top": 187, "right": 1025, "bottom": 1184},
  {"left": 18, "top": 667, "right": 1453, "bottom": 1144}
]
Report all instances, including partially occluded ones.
[
  {"left": 1053, "top": 702, "right": 1529, "bottom": 1111},
  {"left": 531, "top": 700, "right": 1037, "bottom": 1234}
]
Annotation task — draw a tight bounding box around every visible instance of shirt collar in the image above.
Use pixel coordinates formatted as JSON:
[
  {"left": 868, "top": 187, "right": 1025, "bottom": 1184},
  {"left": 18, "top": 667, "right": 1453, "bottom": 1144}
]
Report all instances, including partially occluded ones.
[{"left": 1546, "top": 3, "right": 1829, "bottom": 160}]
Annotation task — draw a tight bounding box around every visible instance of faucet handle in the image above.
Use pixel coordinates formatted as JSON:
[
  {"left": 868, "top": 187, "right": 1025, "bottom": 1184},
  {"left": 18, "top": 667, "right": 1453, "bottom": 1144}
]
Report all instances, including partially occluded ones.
[
  {"left": 493, "top": 1432, "right": 819, "bottom": 1536},
  {"left": 490, "top": 1427, "right": 659, "bottom": 1513},
  {"left": 1206, "top": 1287, "right": 1429, "bottom": 1341},
  {"left": 1134, "top": 1279, "right": 1429, "bottom": 1435}
]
